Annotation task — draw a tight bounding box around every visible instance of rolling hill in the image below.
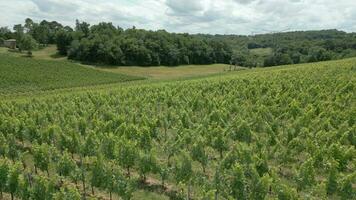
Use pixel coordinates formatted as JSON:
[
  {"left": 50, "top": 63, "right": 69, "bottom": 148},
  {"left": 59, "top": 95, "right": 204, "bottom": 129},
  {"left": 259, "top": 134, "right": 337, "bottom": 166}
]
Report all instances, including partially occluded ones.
[
  {"left": 0, "top": 53, "right": 143, "bottom": 95},
  {"left": 0, "top": 57, "right": 354, "bottom": 200}
]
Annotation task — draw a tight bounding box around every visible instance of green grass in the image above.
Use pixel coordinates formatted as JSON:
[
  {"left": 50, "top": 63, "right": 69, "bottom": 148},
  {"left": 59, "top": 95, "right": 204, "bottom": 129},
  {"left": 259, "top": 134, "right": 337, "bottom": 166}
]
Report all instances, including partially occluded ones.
[
  {"left": 1, "top": 46, "right": 244, "bottom": 82},
  {"left": 98, "top": 64, "right": 238, "bottom": 80},
  {"left": 0, "top": 53, "right": 143, "bottom": 95},
  {"left": 249, "top": 47, "right": 273, "bottom": 56},
  {"left": 0, "top": 46, "right": 66, "bottom": 60},
  {"left": 31, "top": 45, "right": 67, "bottom": 60},
  {"left": 133, "top": 190, "right": 169, "bottom": 200}
]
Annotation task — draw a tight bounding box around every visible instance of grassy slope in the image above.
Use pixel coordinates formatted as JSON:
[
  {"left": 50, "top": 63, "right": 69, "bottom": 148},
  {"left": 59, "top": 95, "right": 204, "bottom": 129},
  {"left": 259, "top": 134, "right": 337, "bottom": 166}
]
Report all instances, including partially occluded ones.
[
  {"left": 1, "top": 46, "right": 238, "bottom": 80},
  {"left": 249, "top": 47, "right": 273, "bottom": 57},
  {"left": 1, "top": 57, "right": 355, "bottom": 200},
  {"left": 0, "top": 52, "right": 143, "bottom": 95},
  {"left": 3, "top": 57, "right": 355, "bottom": 101},
  {"left": 0, "top": 46, "right": 66, "bottom": 60},
  {"left": 99, "top": 64, "right": 235, "bottom": 80}
]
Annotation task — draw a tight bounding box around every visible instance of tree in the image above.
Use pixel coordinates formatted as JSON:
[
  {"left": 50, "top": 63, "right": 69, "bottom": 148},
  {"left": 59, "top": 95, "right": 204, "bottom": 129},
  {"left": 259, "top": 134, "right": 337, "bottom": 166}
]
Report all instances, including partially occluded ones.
[
  {"left": 231, "top": 52, "right": 247, "bottom": 66},
  {"left": 65, "top": 21, "right": 233, "bottom": 66},
  {"left": 263, "top": 56, "right": 276, "bottom": 67},
  {"left": 264, "top": 53, "right": 292, "bottom": 67},
  {"left": 56, "top": 30, "right": 73, "bottom": 55},
  {"left": 24, "top": 18, "right": 35, "bottom": 33},
  {"left": 308, "top": 47, "right": 332, "bottom": 62},
  {"left": 75, "top": 20, "right": 90, "bottom": 37},
  {"left": 18, "top": 34, "right": 38, "bottom": 56},
  {"left": 33, "top": 22, "right": 50, "bottom": 44},
  {"left": 291, "top": 52, "right": 301, "bottom": 64},
  {"left": 0, "top": 27, "right": 12, "bottom": 40},
  {"left": 13, "top": 24, "right": 24, "bottom": 40},
  {"left": 279, "top": 53, "right": 293, "bottom": 65}
]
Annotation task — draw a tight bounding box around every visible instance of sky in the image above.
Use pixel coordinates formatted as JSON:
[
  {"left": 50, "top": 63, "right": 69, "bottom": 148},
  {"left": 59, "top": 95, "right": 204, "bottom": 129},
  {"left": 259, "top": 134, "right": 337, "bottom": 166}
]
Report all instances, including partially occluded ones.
[{"left": 0, "top": 0, "right": 356, "bottom": 35}]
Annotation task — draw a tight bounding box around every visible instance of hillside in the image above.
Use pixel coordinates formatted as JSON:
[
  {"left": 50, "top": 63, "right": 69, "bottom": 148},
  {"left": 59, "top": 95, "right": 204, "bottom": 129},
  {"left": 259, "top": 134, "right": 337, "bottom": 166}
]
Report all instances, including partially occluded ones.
[
  {"left": 200, "top": 30, "right": 356, "bottom": 67},
  {"left": 0, "top": 53, "right": 142, "bottom": 95},
  {"left": 0, "top": 58, "right": 355, "bottom": 200}
]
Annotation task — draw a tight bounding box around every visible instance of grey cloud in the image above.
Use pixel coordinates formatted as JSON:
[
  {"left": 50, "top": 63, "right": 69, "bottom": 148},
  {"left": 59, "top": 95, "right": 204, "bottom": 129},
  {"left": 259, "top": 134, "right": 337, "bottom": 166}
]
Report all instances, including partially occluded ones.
[
  {"left": 30, "top": 0, "right": 77, "bottom": 13},
  {"left": 166, "top": 0, "right": 204, "bottom": 15},
  {"left": 233, "top": 0, "right": 257, "bottom": 4},
  {"left": 0, "top": 0, "right": 356, "bottom": 35}
]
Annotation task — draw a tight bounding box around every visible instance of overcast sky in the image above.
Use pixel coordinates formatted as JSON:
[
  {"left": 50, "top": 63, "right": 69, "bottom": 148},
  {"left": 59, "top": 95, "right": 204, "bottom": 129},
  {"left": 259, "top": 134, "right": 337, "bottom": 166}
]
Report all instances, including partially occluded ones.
[{"left": 1, "top": 0, "right": 355, "bottom": 35}]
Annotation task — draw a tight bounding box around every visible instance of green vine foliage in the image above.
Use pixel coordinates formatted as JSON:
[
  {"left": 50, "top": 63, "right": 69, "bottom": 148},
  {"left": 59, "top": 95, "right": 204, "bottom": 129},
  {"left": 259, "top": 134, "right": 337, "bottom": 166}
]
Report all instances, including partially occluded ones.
[{"left": 0, "top": 58, "right": 354, "bottom": 199}]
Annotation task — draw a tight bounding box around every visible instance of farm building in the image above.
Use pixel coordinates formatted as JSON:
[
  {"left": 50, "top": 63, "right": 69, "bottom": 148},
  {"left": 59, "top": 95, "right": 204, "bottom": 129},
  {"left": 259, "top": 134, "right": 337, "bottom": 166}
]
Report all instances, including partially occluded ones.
[{"left": 4, "top": 39, "right": 16, "bottom": 49}]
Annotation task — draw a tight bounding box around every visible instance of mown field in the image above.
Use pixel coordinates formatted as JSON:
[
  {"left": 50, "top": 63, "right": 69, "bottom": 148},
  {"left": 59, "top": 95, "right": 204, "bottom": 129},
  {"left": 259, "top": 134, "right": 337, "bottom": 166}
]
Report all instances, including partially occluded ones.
[
  {"left": 99, "top": 64, "right": 237, "bottom": 80},
  {"left": 0, "top": 53, "right": 142, "bottom": 95},
  {"left": 0, "top": 57, "right": 355, "bottom": 200}
]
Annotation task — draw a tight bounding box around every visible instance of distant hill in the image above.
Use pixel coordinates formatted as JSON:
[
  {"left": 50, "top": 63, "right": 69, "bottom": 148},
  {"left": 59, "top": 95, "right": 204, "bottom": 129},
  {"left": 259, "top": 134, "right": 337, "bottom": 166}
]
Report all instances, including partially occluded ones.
[{"left": 196, "top": 29, "right": 356, "bottom": 66}]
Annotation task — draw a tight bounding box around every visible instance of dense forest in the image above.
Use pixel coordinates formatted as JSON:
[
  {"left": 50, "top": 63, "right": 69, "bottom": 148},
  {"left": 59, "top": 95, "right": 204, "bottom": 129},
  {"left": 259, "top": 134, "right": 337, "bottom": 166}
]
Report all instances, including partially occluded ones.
[
  {"left": 0, "top": 19, "right": 233, "bottom": 66},
  {"left": 214, "top": 30, "right": 356, "bottom": 67},
  {"left": 1, "top": 19, "right": 356, "bottom": 67}
]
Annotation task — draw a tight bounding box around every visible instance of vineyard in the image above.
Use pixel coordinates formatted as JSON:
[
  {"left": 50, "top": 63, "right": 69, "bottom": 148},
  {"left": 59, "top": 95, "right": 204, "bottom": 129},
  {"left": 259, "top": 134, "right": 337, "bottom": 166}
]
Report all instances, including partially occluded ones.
[
  {"left": 0, "top": 58, "right": 355, "bottom": 200},
  {"left": 0, "top": 53, "right": 142, "bottom": 95}
]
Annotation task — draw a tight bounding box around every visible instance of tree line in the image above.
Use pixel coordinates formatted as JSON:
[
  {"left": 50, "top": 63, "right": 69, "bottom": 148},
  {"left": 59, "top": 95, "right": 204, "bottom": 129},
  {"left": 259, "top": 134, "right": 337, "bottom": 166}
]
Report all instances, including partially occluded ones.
[
  {"left": 1, "top": 19, "right": 356, "bottom": 67},
  {"left": 0, "top": 19, "right": 233, "bottom": 66},
  {"left": 213, "top": 29, "right": 356, "bottom": 67}
]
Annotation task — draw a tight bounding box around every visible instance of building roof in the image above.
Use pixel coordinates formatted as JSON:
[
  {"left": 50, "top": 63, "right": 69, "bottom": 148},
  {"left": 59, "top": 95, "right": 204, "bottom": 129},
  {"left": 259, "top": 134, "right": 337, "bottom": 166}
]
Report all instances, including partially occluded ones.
[{"left": 5, "top": 39, "right": 16, "bottom": 42}]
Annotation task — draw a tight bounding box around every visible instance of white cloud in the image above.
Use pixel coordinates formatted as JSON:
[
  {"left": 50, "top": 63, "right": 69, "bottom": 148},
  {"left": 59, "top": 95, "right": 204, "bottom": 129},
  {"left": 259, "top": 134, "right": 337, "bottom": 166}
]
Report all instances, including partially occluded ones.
[{"left": 0, "top": 0, "right": 355, "bottom": 34}]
